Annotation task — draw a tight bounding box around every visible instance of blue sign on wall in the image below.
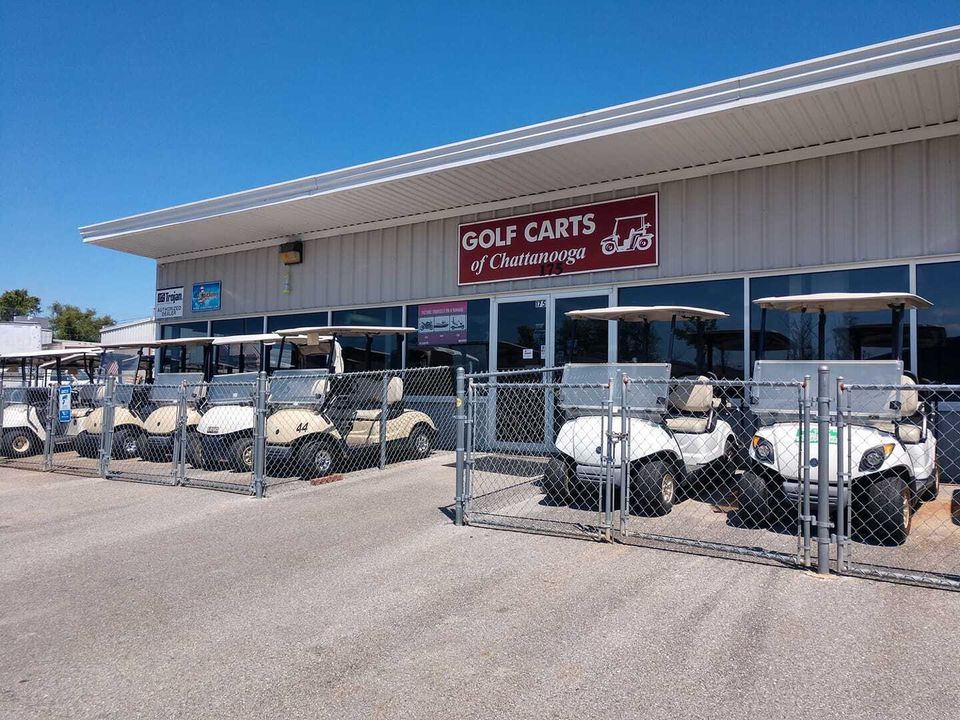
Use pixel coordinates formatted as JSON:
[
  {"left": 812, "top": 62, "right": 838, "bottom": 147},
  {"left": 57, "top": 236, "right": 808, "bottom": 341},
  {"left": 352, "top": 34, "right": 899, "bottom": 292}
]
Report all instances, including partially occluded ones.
[{"left": 191, "top": 281, "right": 221, "bottom": 312}]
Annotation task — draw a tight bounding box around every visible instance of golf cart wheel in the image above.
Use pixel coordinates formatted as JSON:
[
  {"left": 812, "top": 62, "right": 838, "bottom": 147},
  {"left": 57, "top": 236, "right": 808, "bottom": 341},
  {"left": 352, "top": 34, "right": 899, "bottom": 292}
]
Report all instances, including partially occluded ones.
[
  {"left": 632, "top": 459, "right": 676, "bottom": 516},
  {"left": 2, "top": 429, "right": 39, "bottom": 458},
  {"left": 185, "top": 431, "right": 203, "bottom": 468},
  {"left": 543, "top": 456, "right": 574, "bottom": 504},
  {"left": 137, "top": 435, "right": 161, "bottom": 463},
  {"left": 112, "top": 428, "right": 141, "bottom": 460},
  {"left": 736, "top": 470, "right": 770, "bottom": 528},
  {"left": 918, "top": 462, "right": 941, "bottom": 503},
  {"left": 75, "top": 432, "right": 97, "bottom": 458},
  {"left": 856, "top": 475, "right": 912, "bottom": 546},
  {"left": 297, "top": 439, "right": 338, "bottom": 480},
  {"left": 407, "top": 424, "right": 433, "bottom": 460},
  {"left": 231, "top": 436, "right": 255, "bottom": 473}
]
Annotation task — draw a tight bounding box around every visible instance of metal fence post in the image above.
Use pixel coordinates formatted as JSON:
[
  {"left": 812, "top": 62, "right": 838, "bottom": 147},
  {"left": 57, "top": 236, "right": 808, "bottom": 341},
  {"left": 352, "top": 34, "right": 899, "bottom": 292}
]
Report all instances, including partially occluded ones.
[
  {"left": 454, "top": 367, "right": 466, "bottom": 526},
  {"left": 378, "top": 373, "right": 389, "bottom": 471},
  {"left": 252, "top": 371, "right": 267, "bottom": 498},
  {"left": 464, "top": 378, "right": 476, "bottom": 518},
  {"left": 816, "top": 365, "right": 831, "bottom": 575},
  {"left": 99, "top": 375, "right": 117, "bottom": 478},
  {"left": 602, "top": 379, "right": 614, "bottom": 541},
  {"left": 801, "top": 376, "right": 812, "bottom": 568},
  {"left": 835, "top": 377, "right": 847, "bottom": 572},
  {"left": 171, "top": 382, "right": 188, "bottom": 486},
  {"left": 43, "top": 387, "right": 56, "bottom": 471},
  {"left": 619, "top": 375, "right": 630, "bottom": 535}
]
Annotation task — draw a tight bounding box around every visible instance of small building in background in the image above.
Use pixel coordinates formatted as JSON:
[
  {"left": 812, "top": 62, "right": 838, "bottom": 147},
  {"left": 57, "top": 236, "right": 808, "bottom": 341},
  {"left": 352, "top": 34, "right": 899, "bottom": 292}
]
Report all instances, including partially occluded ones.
[{"left": 99, "top": 317, "right": 157, "bottom": 346}]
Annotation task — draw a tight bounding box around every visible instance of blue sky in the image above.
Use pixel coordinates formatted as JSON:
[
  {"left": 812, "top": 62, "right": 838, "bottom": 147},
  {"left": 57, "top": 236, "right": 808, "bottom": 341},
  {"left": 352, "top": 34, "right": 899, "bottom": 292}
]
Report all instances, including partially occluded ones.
[{"left": 1, "top": 1, "right": 958, "bottom": 322}]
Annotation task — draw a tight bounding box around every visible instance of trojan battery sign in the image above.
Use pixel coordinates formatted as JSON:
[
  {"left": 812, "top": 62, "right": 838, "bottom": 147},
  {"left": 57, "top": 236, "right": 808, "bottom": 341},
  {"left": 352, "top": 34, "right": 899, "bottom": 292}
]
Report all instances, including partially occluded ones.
[{"left": 458, "top": 193, "right": 658, "bottom": 285}]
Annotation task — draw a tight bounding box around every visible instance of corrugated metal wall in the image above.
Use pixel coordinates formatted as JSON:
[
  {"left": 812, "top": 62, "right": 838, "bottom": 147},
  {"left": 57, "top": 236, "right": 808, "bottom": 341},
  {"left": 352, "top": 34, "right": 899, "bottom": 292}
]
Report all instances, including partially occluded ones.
[
  {"left": 100, "top": 320, "right": 158, "bottom": 345},
  {"left": 158, "top": 136, "right": 960, "bottom": 320}
]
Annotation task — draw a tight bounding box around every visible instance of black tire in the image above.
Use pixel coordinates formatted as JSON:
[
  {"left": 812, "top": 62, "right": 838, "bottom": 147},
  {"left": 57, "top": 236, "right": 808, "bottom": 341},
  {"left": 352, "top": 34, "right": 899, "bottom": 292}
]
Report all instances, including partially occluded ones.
[
  {"left": 230, "top": 436, "right": 255, "bottom": 473},
  {"left": 918, "top": 462, "right": 941, "bottom": 503},
  {"left": 855, "top": 474, "right": 912, "bottom": 546},
  {"left": 407, "top": 425, "right": 433, "bottom": 460},
  {"left": 2, "top": 428, "right": 39, "bottom": 458},
  {"left": 631, "top": 459, "right": 677, "bottom": 516},
  {"left": 542, "top": 456, "right": 574, "bottom": 504},
  {"left": 297, "top": 438, "right": 338, "bottom": 480},
  {"left": 185, "top": 431, "right": 203, "bottom": 468},
  {"left": 75, "top": 432, "right": 98, "bottom": 458},
  {"left": 112, "top": 428, "right": 141, "bottom": 460},
  {"left": 737, "top": 469, "right": 769, "bottom": 528},
  {"left": 137, "top": 435, "right": 163, "bottom": 463}
]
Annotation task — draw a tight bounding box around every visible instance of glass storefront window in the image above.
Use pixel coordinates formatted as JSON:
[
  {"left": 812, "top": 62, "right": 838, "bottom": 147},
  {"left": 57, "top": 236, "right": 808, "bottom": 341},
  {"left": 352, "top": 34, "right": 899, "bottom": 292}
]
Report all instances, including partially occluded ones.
[
  {"left": 211, "top": 317, "right": 266, "bottom": 373},
  {"left": 159, "top": 321, "right": 207, "bottom": 374},
  {"left": 916, "top": 261, "right": 960, "bottom": 383},
  {"left": 267, "top": 312, "right": 330, "bottom": 369},
  {"left": 330, "top": 306, "right": 403, "bottom": 371},
  {"left": 554, "top": 295, "right": 609, "bottom": 366},
  {"left": 406, "top": 299, "right": 489, "bottom": 374},
  {"left": 750, "top": 266, "right": 909, "bottom": 364},
  {"left": 618, "top": 279, "right": 745, "bottom": 378}
]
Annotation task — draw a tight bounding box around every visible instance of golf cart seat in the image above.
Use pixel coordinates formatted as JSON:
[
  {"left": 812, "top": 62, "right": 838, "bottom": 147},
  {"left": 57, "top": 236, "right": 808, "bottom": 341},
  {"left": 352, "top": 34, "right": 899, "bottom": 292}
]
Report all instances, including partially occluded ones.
[
  {"left": 866, "top": 375, "right": 923, "bottom": 444},
  {"left": 353, "top": 376, "right": 404, "bottom": 420},
  {"left": 665, "top": 376, "right": 714, "bottom": 434}
]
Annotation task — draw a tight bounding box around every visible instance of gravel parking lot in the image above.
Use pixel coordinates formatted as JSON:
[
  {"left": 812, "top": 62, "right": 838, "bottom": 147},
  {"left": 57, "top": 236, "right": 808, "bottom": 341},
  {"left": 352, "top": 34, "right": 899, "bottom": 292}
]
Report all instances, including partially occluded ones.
[{"left": 2, "top": 459, "right": 959, "bottom": 720}]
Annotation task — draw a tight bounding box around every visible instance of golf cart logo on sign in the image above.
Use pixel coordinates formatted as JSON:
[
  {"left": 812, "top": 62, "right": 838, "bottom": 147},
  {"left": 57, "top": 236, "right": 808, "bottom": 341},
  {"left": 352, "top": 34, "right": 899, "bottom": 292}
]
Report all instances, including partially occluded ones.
[
  {"left": 191, "top": 281, "right": 221, "bottom": 312},
  {"left": 458, "top": 193, "right": 658, "bottom": 285},
  {"left": 417, "top": 301, "right": 467, "bottom": 344},
  {"left": 155, "top": 286, "right": 184, "bottom": 319}
]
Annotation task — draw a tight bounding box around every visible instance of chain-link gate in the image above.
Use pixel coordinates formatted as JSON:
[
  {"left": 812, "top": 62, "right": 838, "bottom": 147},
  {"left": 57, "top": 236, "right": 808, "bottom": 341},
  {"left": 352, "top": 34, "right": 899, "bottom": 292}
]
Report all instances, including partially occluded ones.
[
  {"left": 0, "top": 381, "right": 55, "bottom": 473},
  {"left": 836, "top": 381, "right": 960, "bottom": 589}
]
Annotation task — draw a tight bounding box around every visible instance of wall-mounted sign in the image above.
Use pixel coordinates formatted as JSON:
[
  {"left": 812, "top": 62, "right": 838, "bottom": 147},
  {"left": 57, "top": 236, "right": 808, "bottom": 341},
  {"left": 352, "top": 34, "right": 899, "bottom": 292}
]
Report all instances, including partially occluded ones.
[
  {"left": 416, "top": 300, "right": 468, "bottom": 344},
  {"left": 458, "top": 193, "right": 658, "bottom": 285},
  {"left": 191, "top": 281, "right": 221, "bottom": 312},
  {"left": 155, "top": 286, "right": 184, "bottom": 319}
]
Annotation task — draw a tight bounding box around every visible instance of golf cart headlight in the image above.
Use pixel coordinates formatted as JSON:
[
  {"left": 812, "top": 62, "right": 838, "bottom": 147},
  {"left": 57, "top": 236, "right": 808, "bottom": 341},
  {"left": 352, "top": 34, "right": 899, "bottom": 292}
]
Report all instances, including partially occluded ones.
[
  {"left": 752, "top": 435, "right": 775, "bottom": 463},
  {"left": 859, "top": 443, "right": 895, "bottom": 471}
]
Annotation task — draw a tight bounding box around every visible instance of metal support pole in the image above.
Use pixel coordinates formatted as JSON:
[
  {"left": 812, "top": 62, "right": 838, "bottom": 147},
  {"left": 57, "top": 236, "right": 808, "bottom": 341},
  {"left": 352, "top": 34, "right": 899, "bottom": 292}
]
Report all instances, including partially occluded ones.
[
  {"left": 801, "top": 376, "right": 812, "bottom": 568},
  {"left": 816, "top": 365, "right": 831, "bottom": 575},
  {"left": 378, "top": 372, "right": 389, "bottom": 471},
  {"left": 99, "top": 375, "right": 117, "bottom": 478},
  {"left": 43, "top": 387, "right": 56, "bottom": 471},
  {"left": 454, "top": 367, "right": 466, "bottom": 526},
  {"left": 619, "top": 375, "right": 630, "bottom": 535},
  {"left": 835, "top": 377, "right": 847, "bottom": 572},
  {"left": 464, "top": 378, "right": 476, "bottom": 518},
  {"left": 171, "top": 382, "right": 188, "bottom": 485},
  {"left": 602, "top": 380, "right": 614, "bottom": 540},
  {"left": 252, "top": 371, "right": 267, "bottom": 498}
]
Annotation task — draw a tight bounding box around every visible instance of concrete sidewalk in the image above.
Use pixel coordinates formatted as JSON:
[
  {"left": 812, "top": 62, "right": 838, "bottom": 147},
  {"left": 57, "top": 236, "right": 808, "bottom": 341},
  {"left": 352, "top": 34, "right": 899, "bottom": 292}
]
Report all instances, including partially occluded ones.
[{"left": 1, "top": 460, "right": 958, "bottom": 719}]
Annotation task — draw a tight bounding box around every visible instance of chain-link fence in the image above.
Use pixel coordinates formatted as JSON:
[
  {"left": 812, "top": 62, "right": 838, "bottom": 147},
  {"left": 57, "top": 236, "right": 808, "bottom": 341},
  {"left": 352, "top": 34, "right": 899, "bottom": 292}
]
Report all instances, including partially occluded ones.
[{"left": 456, "top": 364, "right": 960, "bottom": 589}]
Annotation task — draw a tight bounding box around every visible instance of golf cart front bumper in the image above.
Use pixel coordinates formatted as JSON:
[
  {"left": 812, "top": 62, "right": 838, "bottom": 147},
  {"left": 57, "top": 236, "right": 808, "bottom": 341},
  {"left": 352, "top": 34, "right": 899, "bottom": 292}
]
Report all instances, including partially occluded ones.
[
  {"left": 264, "top": 444, "right": 295, "bottom": 467},
  {"left": 144, "top": 434, "right": 175, "bottom": 455},
  {"left": 199, "top": 434, "right": 235, "bottom": 465}
]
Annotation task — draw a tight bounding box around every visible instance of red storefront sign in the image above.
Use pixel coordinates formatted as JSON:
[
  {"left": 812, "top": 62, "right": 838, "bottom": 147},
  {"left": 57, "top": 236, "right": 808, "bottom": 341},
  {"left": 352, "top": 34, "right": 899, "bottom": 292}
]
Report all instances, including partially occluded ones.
[{"left": 458, "top": 193, "right": 658, "bottom": 285}]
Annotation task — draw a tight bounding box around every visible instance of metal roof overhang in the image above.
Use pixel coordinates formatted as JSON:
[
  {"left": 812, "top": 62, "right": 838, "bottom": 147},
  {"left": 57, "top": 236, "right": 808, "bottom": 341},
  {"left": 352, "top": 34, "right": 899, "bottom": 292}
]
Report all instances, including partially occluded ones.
[{"left": 80, "top": 27, "right": 960, "bottom": 262}]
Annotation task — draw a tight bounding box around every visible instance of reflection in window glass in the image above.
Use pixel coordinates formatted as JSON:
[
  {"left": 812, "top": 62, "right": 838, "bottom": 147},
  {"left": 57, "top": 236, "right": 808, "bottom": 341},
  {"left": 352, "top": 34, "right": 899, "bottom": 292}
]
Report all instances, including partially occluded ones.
[
  {"left": 618, "top": 279, "right": 745, "bottom": 378},
  {"left": 406, "top": 300, "right": 489, "bottom": 395},
  {"left": 555, "top": 296, "right": 608, "bottom": 365},
  {"left": 211, "top": 317, "right": 266, "bottom": 373},
  {"left": 750, "top": 266, "right": 909, "bottom": 364},
  {"left": 330, "top": 306, "right": 403, "bottom": 371},
  {"left": 267, "top": 312, "right": 330, "bottom": 369},
  {"left": 916, "top": 261, "right": 960, "bottom": 383},
  {"left": 159, "top": 322, "right": 207, "bottom": 374}
]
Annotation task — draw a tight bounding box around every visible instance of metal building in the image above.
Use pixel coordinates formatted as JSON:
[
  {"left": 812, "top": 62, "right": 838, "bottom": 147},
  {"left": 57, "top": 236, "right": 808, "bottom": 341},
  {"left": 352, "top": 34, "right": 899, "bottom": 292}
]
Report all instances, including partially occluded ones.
[{"left": 80, "top": 27, "right": 960, "bottom": 383}]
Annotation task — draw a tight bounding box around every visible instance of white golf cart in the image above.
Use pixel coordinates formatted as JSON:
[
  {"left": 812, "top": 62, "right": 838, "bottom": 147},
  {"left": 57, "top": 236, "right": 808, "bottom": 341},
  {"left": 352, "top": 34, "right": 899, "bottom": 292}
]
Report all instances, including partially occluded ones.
[
  {"left": 75, "top": 342, "right": 158, "bottom": 459},
  {"left": 138, "top": 336, "right": 215, "bottom": 463},
  {"left": 265, "top": 326, "right": 437, "bottom": 478},
  {"left": 741, "top": 292, "right": 937, "bottom": 544},
  {"left": 0, "top": 349, "right": 101, "bottom": 458},
  {"left": 545, "top": 306, "right": 737, "bottom": 515}
]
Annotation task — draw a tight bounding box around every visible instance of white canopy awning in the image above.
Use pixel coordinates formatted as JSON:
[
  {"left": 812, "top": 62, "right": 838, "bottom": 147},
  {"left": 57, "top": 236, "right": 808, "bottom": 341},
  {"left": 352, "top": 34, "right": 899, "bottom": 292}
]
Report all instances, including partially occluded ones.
[
  {"left": 154, "top": 336, "right": 215, "bottom": 347},
  {"left": 210, "top": 333, "right": 282, "bottom": 345},
  {"left": 276, "top": 326, "right": 415, "bottom": 338},
  {"left": 567, "top": 306, "right": 729, "bottom": 323},
  {"left": 753, "top": 292, "right": 932, "bottom": 312},
  {"left": 1, "top": 348, "right": 102, "bottom": 361}
]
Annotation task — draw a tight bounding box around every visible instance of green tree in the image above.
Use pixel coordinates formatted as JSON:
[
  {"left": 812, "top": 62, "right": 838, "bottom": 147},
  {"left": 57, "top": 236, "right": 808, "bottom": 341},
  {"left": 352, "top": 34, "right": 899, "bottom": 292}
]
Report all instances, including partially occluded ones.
[
  {"left": 49, "top": 303, "right": 115, "bottom": 343},
  {"left": 0, "top": 288, "right": 41, "bottom": 321}
]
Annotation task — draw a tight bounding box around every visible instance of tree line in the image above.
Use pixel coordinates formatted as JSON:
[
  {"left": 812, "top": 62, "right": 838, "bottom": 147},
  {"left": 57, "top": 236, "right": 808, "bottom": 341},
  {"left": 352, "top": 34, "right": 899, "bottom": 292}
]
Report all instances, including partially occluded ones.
[{"left": 0, "top": 288, "right": 115, "bottom": 343}]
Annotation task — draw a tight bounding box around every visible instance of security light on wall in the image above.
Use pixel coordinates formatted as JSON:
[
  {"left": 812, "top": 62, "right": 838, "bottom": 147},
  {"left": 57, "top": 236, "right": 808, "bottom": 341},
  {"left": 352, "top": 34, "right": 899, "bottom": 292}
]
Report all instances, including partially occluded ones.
[{"left": 279, "top": 240, "right": 303, "bottom": 265}]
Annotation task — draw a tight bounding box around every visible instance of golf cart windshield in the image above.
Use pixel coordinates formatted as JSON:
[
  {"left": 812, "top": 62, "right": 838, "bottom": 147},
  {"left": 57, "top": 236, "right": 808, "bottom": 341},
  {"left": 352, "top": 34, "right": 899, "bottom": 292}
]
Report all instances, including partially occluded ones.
[
  {"left": 560, "top": 363, "right": 670, "bottom": 413},
  {"left": 99, "top": 352, "right": 141, "bottom": 382},
  {"left": 205, "top": 372, "right": 258, "bottom": 405},
  {"left": 268, "top": 370, "right": 329, "bottom": 404},
  {"left": 751, "top": 360, "right": 905, "bottom": 418},
  {"left": 149, "top": 373, "right": 204, "bottom": 402}
]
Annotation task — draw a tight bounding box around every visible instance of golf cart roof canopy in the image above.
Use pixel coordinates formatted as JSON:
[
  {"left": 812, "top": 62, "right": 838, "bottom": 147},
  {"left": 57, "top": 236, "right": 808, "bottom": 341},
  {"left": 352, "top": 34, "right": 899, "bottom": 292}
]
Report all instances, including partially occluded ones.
[
  {"left": 210, "top": 333, "right": 283, "bottom": 346},
  {"left": 753, "top": 292, "right": 932, "bottom": 313},
  {"left": 154, "top": 336, "right": 216, "bottom": 347},
  {"left": 99, "top": 341, "right": 161, "bottom": 350},
  {"left": 0, "top": 348, "right": 102, "bottom": 360},
  {"left": 566, "top": 306, "right": 729, "bottom": 323},
  {"left": 275, "top": 326, "right": 416, "bottom": 338}
]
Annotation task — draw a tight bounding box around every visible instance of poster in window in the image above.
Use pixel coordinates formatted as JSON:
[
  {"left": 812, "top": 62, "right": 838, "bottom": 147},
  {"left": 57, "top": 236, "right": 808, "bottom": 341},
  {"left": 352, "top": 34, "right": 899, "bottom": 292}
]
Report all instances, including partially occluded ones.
[{"left": 417, "top": 301, "right": 467, "bottom": 344}]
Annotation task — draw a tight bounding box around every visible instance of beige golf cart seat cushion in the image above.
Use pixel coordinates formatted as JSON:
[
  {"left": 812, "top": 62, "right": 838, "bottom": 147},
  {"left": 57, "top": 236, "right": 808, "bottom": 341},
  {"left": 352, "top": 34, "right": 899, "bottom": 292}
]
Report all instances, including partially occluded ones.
[
  {"left": 866, "top": 376, "right": 922, "bottom": 443},
  {"left": 353, "top": 377, "right": 404, "bottom": 420},
  {"left": 311, "top": 377, "right": 330, "bottom": 397},
  {"left": 665, "top": 376, "right": 714, "bottom": 434}
]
